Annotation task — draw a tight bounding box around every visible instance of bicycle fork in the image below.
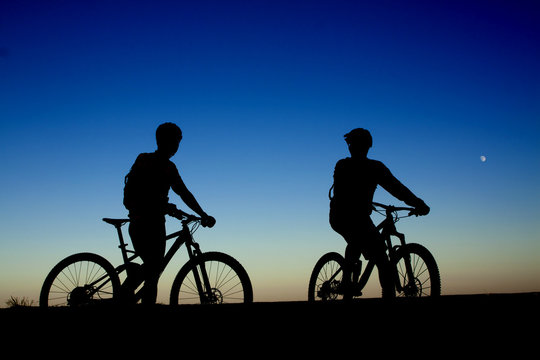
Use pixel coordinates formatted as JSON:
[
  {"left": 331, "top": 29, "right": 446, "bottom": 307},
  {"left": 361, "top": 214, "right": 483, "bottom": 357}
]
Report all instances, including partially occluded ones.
[
  {"left": 392, "top": 232, "right": 418, "bottom": 296},
  {"left": 186, "top": 242, "right": 218, "bottom": 304}
]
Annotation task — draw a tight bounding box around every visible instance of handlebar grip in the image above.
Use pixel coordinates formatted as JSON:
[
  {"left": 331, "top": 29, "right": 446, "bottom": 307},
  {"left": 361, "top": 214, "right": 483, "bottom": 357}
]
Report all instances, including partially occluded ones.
[{"left": 409, "top": 208, "right": 429, "bottom": 216}]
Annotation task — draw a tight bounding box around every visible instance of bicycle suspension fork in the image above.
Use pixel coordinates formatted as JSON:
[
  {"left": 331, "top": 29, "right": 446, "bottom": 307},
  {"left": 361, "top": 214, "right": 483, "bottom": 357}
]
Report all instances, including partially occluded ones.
[
  {"left": 392, "top": 231, "right": 417, "bottom": 293},
  {"left": 381, "top": 216, "right": 416, "bottom": 293},
  {"left": 186, "top": 238, "right": 214, "bottom": 304}
]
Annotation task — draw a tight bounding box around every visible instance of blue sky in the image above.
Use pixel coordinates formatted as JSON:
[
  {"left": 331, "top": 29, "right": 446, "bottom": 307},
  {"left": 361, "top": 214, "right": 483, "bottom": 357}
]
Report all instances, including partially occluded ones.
[{"left": 1, "top": 0, "right": 539, "bottom": 304}]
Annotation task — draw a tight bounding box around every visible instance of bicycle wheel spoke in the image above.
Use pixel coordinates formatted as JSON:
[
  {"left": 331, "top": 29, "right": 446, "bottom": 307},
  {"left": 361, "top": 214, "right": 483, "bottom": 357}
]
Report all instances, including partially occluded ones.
[
  {"left": 215, "top": 268, "right": 237, "bottom": 289},
  {"left": 220, "top": 280, "right": 241, "bottom": 296},
  {"left": 216, "top": 267, "right": 234, "bottom": 289},
  {"left": 415, "top": 266, "right": 429, "bottom": 279},
  {"left": 63, "top": 267, "right": 79, "bottom": 288},
  {"left": 86, "top": 261, "right": 99, "bottom": 284},
  {"left": 76, "top": 261, "right": 83, "bottom": 286},
  {"left": 53, "top": 275, "right": 73, "bottom": 293},
  {"left": 182, "top": 277, "right": 199, "bottom": 295}
]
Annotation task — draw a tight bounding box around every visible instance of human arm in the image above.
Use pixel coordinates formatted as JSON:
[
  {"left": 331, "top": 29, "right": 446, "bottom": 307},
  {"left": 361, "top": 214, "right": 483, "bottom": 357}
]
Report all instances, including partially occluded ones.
[
  {"left": 170, "top": 168, "right": 216, "bottom": 227},
  {"left": 377, "top": 163, "right": 430, "bottom": 215}
]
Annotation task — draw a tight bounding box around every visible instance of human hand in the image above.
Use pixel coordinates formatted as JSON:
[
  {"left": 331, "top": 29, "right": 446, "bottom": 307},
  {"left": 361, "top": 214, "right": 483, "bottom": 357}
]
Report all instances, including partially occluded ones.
[
  {"left": 412, "top": 201, "right": 430, "bottom": 216},
  {"left": 201, "top": 215, "right": 216, "bottom": 228}
]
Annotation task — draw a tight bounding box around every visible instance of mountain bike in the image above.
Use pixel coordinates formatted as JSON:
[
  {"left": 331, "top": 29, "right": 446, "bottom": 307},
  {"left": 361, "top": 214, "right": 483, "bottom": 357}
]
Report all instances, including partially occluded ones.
[
  {"left": 40, "top": 210, "right": 253, "bottom": 307},
  {"left": 308, "top": 202, "right": 440, "bottom": 301}
]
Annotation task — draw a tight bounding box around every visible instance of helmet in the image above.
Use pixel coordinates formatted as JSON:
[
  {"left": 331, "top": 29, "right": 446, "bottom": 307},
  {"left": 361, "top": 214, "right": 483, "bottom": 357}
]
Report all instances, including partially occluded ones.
[{"left": 344, "top": 128, "right": 372, "bottom": 148}]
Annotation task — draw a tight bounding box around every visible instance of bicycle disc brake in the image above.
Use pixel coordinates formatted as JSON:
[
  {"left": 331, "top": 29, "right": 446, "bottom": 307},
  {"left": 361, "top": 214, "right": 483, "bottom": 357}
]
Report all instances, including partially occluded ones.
[
  {"left": 403, "top": 278, "right": 422, "bottom": 297},
  {"left": 203, "top": 288, "right": 223, "bottom": 304}
]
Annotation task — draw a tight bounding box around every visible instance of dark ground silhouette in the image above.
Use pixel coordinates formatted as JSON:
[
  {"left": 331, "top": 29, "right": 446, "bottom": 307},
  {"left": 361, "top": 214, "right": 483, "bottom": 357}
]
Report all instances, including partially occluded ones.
[{"left": 2, "top": 293, "right": 537, "bottom": 355}]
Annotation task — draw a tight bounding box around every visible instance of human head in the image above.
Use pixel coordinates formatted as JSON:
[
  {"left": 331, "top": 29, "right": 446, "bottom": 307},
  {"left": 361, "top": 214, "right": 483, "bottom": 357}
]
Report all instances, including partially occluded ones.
[
  {"left": 344, "top": 128, "right": 372, "bottom": 158},
  {"left": 156, "top": 122, "right": 183, "bottom": 158}
]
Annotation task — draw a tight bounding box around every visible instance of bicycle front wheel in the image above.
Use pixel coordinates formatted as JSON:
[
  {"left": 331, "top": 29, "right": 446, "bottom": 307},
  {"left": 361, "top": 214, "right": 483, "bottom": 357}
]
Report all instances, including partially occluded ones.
[
  {"left": 308, "top": 252, "right": 345, "bottom": 301},
  {"left": 394, "top": 243, "right": 441, "bottom": 297},
  {"left": 170, "top": 252, "right": 253, "bottom": 305},
  {"left": 40, "top": 252, "right": 121, "bottom": 308}
]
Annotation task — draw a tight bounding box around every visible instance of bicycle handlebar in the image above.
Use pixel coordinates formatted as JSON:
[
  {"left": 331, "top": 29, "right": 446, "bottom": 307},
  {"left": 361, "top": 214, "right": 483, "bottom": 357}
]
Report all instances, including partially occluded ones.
[
  {"left": 372, "top": 202, "right": 414, "bottom": 212},
  {"left": 372, "top": 202, "right": 426, "bottom": 217},
  {"left": 167, "top": 204, "right": 220, "bottom": 229}
]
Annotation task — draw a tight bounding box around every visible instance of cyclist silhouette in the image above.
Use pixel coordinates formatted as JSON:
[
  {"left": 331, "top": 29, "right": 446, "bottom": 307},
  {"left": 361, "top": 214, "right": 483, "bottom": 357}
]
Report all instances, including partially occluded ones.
[
  {"left": 329, "top": 128, "right": 429, "bottom": 299},
  {"left": 123, "top": 122, "right": 216, "bottom": 305}
]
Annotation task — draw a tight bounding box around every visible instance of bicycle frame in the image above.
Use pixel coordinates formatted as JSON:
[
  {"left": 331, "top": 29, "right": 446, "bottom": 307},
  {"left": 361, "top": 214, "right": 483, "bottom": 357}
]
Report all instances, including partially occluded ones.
[
  {"left": 95, "top": 216, "right": 215, "bottom": 304},
  {"left": 349, "top": 203, "right": 417, "bottom": 295}
]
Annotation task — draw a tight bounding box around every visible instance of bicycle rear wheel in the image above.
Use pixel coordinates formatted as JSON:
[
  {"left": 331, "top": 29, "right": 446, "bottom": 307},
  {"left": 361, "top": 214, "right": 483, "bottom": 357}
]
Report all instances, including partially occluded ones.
[
  {"left": 394, "top": 243, "right": 441, "bottom": 297},
  {"left": 40, "top": 252, "right": 121, "bottom": 308},
  {"left": 170, "top": 252, "right": 253, "bottom": 305},
  {"left": 308, "top": 252, "right": 345, "bottom": 301}
]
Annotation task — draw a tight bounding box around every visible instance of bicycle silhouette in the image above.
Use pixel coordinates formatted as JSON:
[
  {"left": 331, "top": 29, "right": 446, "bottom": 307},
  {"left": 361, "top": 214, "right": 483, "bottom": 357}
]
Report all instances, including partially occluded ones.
[
  {"left": 40, "top": 210, "right": 253, "bottom": 307},
  {"left": 308, "top": 202, "right": 440, "bottom": 301}
]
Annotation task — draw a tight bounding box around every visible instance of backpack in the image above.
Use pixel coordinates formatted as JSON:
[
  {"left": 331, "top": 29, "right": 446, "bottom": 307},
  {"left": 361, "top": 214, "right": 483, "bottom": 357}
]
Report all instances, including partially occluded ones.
[
  {"left": 123, "top": 154, "right": 148, "bottom": 212},
  {"left": 123, "top": 167, "right": 138, "bottom": 212},
  {"left": 123, "top": 153, "right": 171, "bottom": 214}
]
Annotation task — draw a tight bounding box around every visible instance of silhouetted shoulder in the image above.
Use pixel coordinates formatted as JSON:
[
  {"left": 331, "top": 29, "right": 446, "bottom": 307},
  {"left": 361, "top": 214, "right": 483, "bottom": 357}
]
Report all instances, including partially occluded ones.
[
  {"left": 132, "top": 152, "right": 153, "bottom": 166},
  {"left": 334, "top": 157, "right": 352, "bottom": 170},
  {"left": 366, "top": 158, "right": 390, "bottom": 174},
  {"left": 335, "top": 157, "right": 389, "bottom": 173},
  {"left": 137, "top": 152, "right": 150, "bottom": 159},
  {"left": 133, "top": 152, "right": 178, "bottom": 174}
]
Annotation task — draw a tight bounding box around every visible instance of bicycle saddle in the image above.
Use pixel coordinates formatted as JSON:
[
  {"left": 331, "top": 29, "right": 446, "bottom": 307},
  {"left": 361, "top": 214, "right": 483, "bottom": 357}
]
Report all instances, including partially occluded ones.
[{"left": 102, "top": 218, "right": 130, "bottom": 226}]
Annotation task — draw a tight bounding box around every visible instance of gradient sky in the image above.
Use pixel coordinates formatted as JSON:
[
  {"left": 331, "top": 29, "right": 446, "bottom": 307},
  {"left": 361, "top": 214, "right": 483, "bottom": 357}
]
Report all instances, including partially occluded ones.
[{"left": 1, "top": 0, "right": 539, "bottom": 304}]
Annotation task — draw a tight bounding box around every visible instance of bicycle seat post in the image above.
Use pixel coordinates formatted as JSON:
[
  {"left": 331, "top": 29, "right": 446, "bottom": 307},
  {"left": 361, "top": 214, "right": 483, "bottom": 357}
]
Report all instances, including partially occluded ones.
[{"left": 115, "top": 224, "right": 131, "bottom": 265}]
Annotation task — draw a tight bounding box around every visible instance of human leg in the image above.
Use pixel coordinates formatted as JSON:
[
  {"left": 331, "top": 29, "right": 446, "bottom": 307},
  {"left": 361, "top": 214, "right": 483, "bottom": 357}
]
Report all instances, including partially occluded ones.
[
  {"left": 128, "top": 218, "right": 166, "bottom": 305},
  {"left": 361, "top": 220, "right": 395, "bottom": 298},
  {"left": 330, "top": 211, "right": 370, "bottom": 299},
  {"left": 373, "top": 253, "right": 395, "bottom": 298},
  {"left": 343, "top": 242, "right": 363, "bottom": 299},
  {"left": 365, "top": 238, "right": 395, "bottom": 298}
]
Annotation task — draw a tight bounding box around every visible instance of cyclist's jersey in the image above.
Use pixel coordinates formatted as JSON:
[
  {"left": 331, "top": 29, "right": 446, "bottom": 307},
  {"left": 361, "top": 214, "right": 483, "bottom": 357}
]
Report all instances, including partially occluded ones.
[
  {"left": 124, "top": 152, "right": 182, "bottom": 217},
  {"left": 331, "top": 157, "right": 422, "bottom": 216}
]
